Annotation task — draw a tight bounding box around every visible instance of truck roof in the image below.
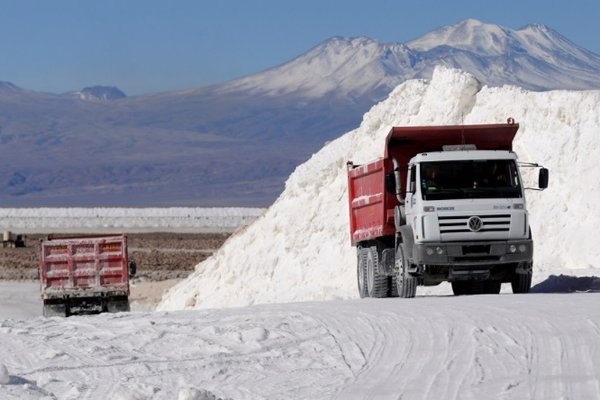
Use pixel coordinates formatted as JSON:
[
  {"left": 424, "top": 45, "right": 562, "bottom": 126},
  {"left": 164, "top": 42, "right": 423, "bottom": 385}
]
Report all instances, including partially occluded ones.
[{"left": 412, "top": 150, "right": 517, "bottom": 163}]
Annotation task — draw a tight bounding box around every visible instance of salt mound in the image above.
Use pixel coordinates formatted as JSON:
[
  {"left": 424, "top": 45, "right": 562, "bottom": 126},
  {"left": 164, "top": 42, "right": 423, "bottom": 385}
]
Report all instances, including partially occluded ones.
[{"left": 158, "top": 67, "right": 600, "bottom": 311}]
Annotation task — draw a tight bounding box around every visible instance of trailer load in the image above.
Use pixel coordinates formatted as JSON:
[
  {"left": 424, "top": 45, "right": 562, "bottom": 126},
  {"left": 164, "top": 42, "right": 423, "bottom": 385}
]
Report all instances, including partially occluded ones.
[
  {"left": 347, "top": 119, "right": 548, "bottom": 298},
  {"left": 39, "top": 234, "right": 136, "bottom": 316}
]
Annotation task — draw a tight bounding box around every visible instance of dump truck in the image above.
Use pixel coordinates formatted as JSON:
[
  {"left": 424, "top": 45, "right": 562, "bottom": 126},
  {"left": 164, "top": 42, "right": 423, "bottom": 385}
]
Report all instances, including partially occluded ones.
[
  {"left": 39, "top": 234, "right": 136, "bottom": 316},
  {"left": 347, "top": 119, "right": 548, "bottom": 298}
]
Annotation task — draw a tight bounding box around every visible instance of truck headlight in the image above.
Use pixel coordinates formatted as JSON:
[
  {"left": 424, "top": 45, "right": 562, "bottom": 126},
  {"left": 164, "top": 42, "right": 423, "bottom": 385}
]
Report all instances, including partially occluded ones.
[
  {"left": 518, "top": 244, "right": 527, "bottom": 253},
  {"left": 426, "top": 247, "right": 434, "bottom": 256},
  {"left": 435, "top": 246, "right": 444, "bottom": 255},
  {"left": 509, "top": 245, "right": 517, "bottom": 253}
]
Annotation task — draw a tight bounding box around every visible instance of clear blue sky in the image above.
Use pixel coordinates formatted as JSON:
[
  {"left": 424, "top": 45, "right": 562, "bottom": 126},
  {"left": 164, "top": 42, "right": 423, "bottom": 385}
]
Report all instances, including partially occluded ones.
[{"left": 1, "top": 0, "right": 598, "bottom": 95}]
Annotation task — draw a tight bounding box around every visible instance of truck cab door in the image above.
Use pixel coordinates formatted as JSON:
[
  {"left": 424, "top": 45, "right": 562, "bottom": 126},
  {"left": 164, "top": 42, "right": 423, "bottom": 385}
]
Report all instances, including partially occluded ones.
[{"left": 405, "top": 164, "right": 417, "bottom": 224}]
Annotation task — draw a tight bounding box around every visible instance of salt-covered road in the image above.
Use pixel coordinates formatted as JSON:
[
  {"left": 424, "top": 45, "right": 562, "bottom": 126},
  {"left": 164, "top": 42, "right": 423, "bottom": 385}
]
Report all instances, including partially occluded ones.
[{"left": 1, "top": 293, "right": 599, "bottom": 399}]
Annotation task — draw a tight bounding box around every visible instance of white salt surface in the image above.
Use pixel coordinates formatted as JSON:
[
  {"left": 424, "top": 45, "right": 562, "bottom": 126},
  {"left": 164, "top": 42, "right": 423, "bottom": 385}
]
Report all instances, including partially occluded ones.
[
  {"left": 159, "top": 67, "right": 600, "bottom": 311},
  {"left": 1, "top": 294, "right": 600, "bottom": 399},
  {"left": 0, "top": 207, "right": 264, "bottom": 233}
]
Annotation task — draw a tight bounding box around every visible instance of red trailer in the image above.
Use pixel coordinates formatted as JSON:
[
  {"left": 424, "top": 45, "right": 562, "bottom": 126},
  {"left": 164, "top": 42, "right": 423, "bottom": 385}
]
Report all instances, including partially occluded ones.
[
  {"left": 347, "top": 121, "right": 548, "bottom": 298},
  {"left": 39, "top": 234, "right": 136, "bottom": 317}
]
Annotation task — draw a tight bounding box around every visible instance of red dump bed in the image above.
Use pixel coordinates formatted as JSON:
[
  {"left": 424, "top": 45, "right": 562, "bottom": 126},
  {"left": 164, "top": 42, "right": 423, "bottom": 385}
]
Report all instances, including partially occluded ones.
[
  {"left": 39, "top": 235, "right": 130, "bottom": 299},
  {"left": 347, "top": 122, "right": 520, "bottom": 245}
]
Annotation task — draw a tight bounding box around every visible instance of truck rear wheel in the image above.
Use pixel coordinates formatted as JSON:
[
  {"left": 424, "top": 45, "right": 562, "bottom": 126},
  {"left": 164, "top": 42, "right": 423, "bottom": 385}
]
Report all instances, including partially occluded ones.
[
  {"left": 389, "top": 276, "right": 399, "bottom": 297},
  {"left": 366, "top": 246, "right": 388, "bottom": 298},
  {"left": 395, "top": 246, "right": 417, "bottom": 298},
  {"left": 357, "top": 247, "right": 368, "bottom": 298}
]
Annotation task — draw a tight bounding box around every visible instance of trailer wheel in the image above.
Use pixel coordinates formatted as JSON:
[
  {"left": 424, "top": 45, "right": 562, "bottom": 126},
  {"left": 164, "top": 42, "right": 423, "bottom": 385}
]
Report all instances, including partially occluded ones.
[
  {"left": 366, "top": 246, "right": 388, "bottom": 298},
  {"left": 43, "top": 301, "right": 67, "bottom": 317},
  {"left": 395, "top": 246, "right": 417, "bottom": 298},
  {"left": 357, "top": 246, "right": 368, "bottom": 298},
  {"left": 107, "top": 297, "right": 131, "bottom": 313}
]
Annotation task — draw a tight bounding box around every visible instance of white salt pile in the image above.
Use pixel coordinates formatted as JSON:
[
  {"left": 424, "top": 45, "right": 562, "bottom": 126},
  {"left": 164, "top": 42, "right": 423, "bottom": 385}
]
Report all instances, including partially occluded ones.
[{"left": 158, "top": 67, "right": 600, "bottom": 310}]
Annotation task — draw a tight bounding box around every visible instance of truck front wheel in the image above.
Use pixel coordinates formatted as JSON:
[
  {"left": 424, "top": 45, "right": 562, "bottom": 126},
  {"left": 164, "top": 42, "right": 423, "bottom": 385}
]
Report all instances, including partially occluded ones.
[
  {"left": 512, "top": 269, "right": 532, "bottom": 294},
  {"left": 366, "top": 246, "right": 388, "bottom": 298},
  {"left": 395, "top": 246, "right": 417, "bottom": 298}
]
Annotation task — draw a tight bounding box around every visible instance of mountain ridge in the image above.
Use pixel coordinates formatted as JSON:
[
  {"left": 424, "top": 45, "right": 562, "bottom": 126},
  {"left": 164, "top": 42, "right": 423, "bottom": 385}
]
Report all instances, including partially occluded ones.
[{"left": 2, "top": 19, "right": 600, "bottom": 206}]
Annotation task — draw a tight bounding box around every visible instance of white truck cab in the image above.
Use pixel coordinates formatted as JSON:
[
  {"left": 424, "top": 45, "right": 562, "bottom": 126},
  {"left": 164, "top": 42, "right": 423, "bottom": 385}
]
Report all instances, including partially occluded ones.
[{"left": 402, "top": 149, "right": 537, "bottom": 292}]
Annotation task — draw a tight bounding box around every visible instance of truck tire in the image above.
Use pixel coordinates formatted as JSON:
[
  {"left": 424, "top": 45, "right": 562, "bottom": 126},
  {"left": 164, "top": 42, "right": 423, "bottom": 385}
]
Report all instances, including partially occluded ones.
[
  {"left": 389, "top": 276, "right": 399, "bottom": 297},
  {"left": 366, "top": 246, "right": 388, "bottom": 298},
  {"left": 395, "top": 246, "right": 417, "bottom": 298},
  {"left": 357, "top": 246, "right": 368, "bottom": 298},
  {"left": 43, "top": 302, "right": 67, "bottom": 317},
  {"left": 512, "top": 272, "right": 532, "bottom": 294},
  {"left": 107, "top": 297, "right": 131, "bottom": 313}
]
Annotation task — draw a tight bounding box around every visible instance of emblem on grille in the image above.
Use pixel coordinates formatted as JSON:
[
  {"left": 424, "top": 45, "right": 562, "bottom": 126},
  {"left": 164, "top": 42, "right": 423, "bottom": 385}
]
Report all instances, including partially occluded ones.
[{"left": 467, "top": 216, "right": 483, "bottom": 232}]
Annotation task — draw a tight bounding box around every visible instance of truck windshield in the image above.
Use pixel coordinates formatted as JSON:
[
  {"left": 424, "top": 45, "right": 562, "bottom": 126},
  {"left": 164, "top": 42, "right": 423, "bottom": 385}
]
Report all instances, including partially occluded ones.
[{"left": 420, "top": 159, "right": 522, "bottom": 200}]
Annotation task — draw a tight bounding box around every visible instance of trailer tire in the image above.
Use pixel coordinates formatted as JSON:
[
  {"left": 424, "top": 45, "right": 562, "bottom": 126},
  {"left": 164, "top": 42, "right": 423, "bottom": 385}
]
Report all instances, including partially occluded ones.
[
  {"left": 366, "top": 246, "right": 388, "bottom": 298},
  {"left": 395, "top": 246, "right": 417, "bottom": 298},
  {"left": 43, "top": 302, "right": 67, "bottom": 317},
  {"left": 357, "top": 246, "right": 368, "bottom": 298}
]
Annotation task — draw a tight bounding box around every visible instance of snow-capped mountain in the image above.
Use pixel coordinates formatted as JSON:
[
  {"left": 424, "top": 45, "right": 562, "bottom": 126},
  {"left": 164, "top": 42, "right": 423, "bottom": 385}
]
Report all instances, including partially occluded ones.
[
  {"left": 219, "top": 37, "right": 415, "bottom": 99},
  {"left": 221, "top": 19, "right": 600, "bottom": 97},
  {"left": 2, "top": 19, "right": 600, "bottom": 207},
  {"left": 406, "top": 19, "right": 600, "bottom": 90}
]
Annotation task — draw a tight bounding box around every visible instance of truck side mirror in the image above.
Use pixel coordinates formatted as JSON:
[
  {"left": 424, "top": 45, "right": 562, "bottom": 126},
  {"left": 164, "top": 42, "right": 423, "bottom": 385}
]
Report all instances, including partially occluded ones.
[
  {"left": 385, "top": 173, "right": 396, "bottom": 194},
  {"left": 129, "top": 261, "right": 137, "bottom": 276},
  {"left": 538, "top": 168, "right": 549, "bottom": 189}
]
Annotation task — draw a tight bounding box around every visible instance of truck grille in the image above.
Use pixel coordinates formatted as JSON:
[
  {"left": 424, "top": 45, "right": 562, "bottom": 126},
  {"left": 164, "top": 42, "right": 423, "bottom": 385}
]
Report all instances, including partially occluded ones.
[{"left": 438, "top": 214, "right": 511, "bottom": 234}]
